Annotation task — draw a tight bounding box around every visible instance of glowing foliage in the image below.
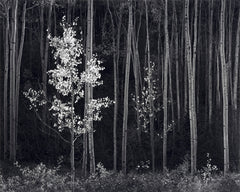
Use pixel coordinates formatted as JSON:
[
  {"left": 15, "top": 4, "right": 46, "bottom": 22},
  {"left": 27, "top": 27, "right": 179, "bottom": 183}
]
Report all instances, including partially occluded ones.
[
  {"left": 24, "top": 16, "right": 112, "bottom": 136},
  {"left": 132, "top": 62, "right": 160, "bottom": 132}
]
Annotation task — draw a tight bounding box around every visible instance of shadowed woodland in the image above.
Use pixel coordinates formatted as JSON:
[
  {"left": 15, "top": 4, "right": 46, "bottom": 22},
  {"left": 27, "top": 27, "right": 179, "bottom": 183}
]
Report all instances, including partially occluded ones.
[{"left": 1, "top": 0, "right": 240, "bottom": 191}]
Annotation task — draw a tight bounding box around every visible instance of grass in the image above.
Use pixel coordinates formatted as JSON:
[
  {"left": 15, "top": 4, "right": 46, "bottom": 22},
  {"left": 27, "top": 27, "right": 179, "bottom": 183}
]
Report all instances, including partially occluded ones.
[{"left": 1, "top": 160, "right": 240, "bottom": 192}]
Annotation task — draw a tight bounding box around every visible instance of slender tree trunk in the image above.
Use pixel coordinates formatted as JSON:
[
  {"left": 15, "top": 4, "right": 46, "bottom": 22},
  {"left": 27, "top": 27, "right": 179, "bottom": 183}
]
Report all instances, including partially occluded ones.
[
  {"left": 163, "top": 0, "right": 169, "bottom": 172},
  {"left": 132, "top": 8, "right": 142, "bottom": 149},
  {"left": 70, "top": 130, "right": 75, "bottom": 190},
  {"left": 185, "top": 0, "right": 198, "bottom": 174},
  {"left": 169, "top": 0, "right": 177, "bottom": 164},
  {"left": 208, "top": 0, "right": 213, "bottom": 128},
  {"left": 228, "top": 0, "right": 234, "bottom": 105},
  {"left": 86, "top": 0, "right": 95, "bottom": 175},
  {"left": 82, "top": 133, "right": 88, "bottom": 176},
  {"left": 192, "top": 0, "right": 198, "bottom": 174},
  {"left": 185, "top": 0, "right": 193, "bottom": 174},
  {"left": 216, "top": 51, "right": 221, "bottom": 108},
  {"left": 40, "top": 0, "right": 53, "bottom": 133},
  {"left": 39, "top": 0, "right": 45, "bottom": 133},
  {"left": 157, "top": 13, "right": 161, "bottom": 91},
  {"left": 82, "top": 0, "right": 88, "bottom": 176},
  {"left": 169, "top": 27, "right": 175, "bottom": 165},
  {"left": 15, "top": 1, "right": 27, "bottom": 154},
  {"left": 9, "top": 0, "right": 18, "bottom": 162},
  {"left": 4, "top": 4, "right": 10, "bottom": 160},
  {"left": 181, "top": 10, "right": 187, "bottom": 116},
  {"left": 70, "top": 87, "right": 75, "bottom": 191},
  {"left": 227, "top": 1, "right": 235, "bottom": 158},
  {"left": 157, "top": 12, "right": 162, "bottom": 137},
  {"left": 183, "top": 15, "right": 188, "bottom": 116},
  {"left": 122, "top": 0, "right": 132, "bottom": 175},
  {"left": 220, "top": 0, "right": 229, "bottom": 175},
  {"left": 196, "top": 0, "right": 202, "bottom": 116},
  {"left": 233, "top": 7, "right": 240, "bottom": 171},
  {"left": 233, "top": 7, "right": 240, "bottom": 110},
  {"left": 144, "top": 0, "right": 155, "bottom": 172},
  {"left": 114, "top": 5, "right": 122, "bottom": 171},
  {"left": 172, "top": 0, "right": 180, "bottom": 133},
  {"left": 107, "top": 0, "right": 119, "bottom": 171}
]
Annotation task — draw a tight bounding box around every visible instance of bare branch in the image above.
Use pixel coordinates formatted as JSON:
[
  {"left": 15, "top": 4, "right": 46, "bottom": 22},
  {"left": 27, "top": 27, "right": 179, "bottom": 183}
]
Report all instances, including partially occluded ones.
[{"left": 34, "top": 111, "right": 71, "bottom": 144}]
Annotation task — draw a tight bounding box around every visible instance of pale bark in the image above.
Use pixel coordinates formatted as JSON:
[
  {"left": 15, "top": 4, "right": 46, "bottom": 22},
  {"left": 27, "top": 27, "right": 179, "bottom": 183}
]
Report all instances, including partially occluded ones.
[
  {"left": 70, "top": 130, "right": 75, "bottom": 188},
  {"left": 192, "top": 0, "right": 198, "bottom": 174},
  {"left": 169, "top": 23, "right": 175, "bottom": 163},
  {"left": 157, "top": 13, "right": 161, "bottom": 93},
  {"left": 40, "top": 0, "right": 54, "bottom": 133},
  {"left": 228, "top": 0, "right": 234, "bottom": 104},
  {"left": 233, "top": 5, "right": 240, "bottom": 171},
  {"left": 185, "top": 0, "right": 198, "bottom": 174},
  {"left": 183, "top": 9, "right": 188, "bottom": 115},
  {"left": 82, "top": 133, "right": 88, "bottom": 176},
  {"left": 216, "top": 50, "right": 221, "bottom": 108},
  {"left": 114, "top": 5, "right": 122, "bottom": 172},
  {"left": 233, "top": 9, "right": 240, "bottom": 110},
  {"left": 208, "top": 0, "right": 213, "bottom": 126},
  {"left": 107, "top": 0, "right": 120, "bottom": 171},
  {"left": 163, "top": 0, "right": 169, "bottom": 172},
  {"left": 145, "top": 0, "right": 155, "bottom": 172},
  {"left": 170, "top": 0, "right": 177, "bottom": 162},
  {"left": 173, "top": 0, "right": 180, "bottom": 132},
  {"left": 220, "top": 0, "right": 229, "bottom": 175},
  {"left": 122, "top": 0, "right": 132, "bottom": 175},
  {"left": 86, "top": 0, "right": 95, "bottom": 175},
  {"left": 132, "top": 6, "right": 142, "bottom": 148},
  {"left": 70, "top": 88, "right": 75, "bottom": 190},
  {"left": 15, "top": 0, "right": 27, "bottom": 150},
  {"left": 9, "top": 0, "right": 18, "bottom": 162}
]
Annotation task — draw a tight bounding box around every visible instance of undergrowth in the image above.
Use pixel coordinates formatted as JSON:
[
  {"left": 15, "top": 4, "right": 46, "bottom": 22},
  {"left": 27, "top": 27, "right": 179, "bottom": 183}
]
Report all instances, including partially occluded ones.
[{"left": 0, "top": 155, "right": 240, "bottom": 192}]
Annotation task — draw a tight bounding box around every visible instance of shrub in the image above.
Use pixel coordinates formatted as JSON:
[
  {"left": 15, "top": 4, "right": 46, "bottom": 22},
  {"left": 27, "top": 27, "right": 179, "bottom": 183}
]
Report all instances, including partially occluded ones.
[
  {"left": 217, "top": 176, "right": 240, "bottom": 192},
  {"left": 1, "top": 161, "right": 240, "bottom": 192},
  {"left": 200, "top": 153, "right": 218, "bottom": 184},
  {"left": 1, "top": 162, "right": 72, "bottom": 192}
]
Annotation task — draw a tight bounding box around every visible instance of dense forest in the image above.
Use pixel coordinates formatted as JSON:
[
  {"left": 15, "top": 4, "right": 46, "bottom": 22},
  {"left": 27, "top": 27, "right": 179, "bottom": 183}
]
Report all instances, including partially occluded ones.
[{"left": 1, "top": 0, "right": 240, "bottom": 190}]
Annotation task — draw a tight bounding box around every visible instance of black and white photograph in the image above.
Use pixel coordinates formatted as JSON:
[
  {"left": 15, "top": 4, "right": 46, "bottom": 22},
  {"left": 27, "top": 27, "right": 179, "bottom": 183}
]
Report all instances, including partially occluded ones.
[{"left": 1, "top": 0, "right": 240, "bottom": 191}]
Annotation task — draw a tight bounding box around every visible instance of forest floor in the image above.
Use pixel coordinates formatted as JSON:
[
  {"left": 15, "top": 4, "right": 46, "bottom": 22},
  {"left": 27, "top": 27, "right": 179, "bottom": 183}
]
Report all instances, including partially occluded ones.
[{"left": 1, "top": 161, "right": 240, "bottom": 192}]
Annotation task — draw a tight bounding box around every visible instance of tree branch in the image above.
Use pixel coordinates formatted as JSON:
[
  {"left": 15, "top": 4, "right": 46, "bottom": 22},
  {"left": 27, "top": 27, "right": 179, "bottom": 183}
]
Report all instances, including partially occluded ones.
[{"left": 34, "top": 111, "right": 70, "bottom": 144}]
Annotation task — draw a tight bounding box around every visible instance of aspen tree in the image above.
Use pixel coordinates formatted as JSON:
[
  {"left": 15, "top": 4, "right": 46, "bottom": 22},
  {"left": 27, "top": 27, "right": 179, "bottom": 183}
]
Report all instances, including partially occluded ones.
[
  {"left": 24, "top": 17, "right": 111, "bottom": 184},
  {"left": 228, "top": 0, "right": 234, "bottom": 104},
  {"left": 122, "top": 0, "right": 132, "bottom": 175},
  {"left": 15, "top": 0, "right": 27, "bottom": 150},
  {"left": 115, "top": 4, "right": 122, "bottom": 171},
  {"left": 208, "top": 0, "right": 213, "bottom": 127},
  {"left": 107, "top": 0, "right": 123, "bottom": 171},
  {"left": 107, "top": 0, "right": 117, "bottom": 172},
  {"left": 220, "top": 0, "right": 229, "bottom": 175},
  {"left": 233, "top": 5, "right": 240, "bottom": 171},
  {"left": 185, "top": 0, "right": 198, "bottom": 174},
  {"left": 233, "top": 5, "right": 240, "bottom": 111},
  {"left": 173, "top": 0, "right": 180, "bottom": 132},
  {"left": 86, "top": 0, "right": 95, "bottom": 175},
  {"left": 144, "top": 0, "right": 155, "bottom": 172},
  {"left": 9, "top": 0, "right": 18, "bottom": 162},
  {"left": 40, "top": 0, "right": 54, "bottom": 133},
  {"left": 3, "top": 1, "right": 9, "bottom": 160},
  {"left": 132, "top": 3, "right": 142, "bottom": 149},
  {"left": 163, "top": 0, "right": 169, "bottom": 172}
]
